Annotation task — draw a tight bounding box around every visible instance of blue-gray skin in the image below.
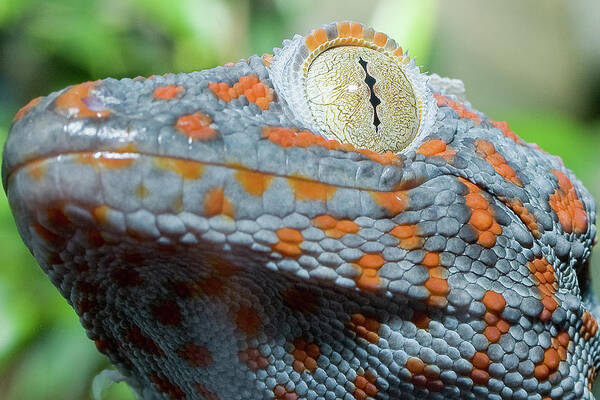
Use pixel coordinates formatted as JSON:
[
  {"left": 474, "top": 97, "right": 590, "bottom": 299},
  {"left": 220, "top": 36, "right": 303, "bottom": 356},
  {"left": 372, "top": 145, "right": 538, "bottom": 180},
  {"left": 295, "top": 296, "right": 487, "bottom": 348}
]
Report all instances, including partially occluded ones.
[{"left": 2, "top": 22, "right": 600, "bottom": 400}]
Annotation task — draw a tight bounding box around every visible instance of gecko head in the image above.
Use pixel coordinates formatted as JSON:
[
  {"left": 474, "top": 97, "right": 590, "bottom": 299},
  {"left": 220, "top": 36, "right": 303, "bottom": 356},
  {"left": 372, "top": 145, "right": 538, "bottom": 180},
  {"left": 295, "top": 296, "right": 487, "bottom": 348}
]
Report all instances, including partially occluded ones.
[{"left": 3, "top": 21, "right": 600, "bottom": 399}]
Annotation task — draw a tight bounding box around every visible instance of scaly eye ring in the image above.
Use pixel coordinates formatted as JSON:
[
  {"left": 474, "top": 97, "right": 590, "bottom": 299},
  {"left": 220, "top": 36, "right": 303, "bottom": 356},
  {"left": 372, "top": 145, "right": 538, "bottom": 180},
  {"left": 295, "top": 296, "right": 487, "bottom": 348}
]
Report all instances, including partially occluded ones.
[{"left": 268, "top": 21, "right": 436, "bottom": 154}]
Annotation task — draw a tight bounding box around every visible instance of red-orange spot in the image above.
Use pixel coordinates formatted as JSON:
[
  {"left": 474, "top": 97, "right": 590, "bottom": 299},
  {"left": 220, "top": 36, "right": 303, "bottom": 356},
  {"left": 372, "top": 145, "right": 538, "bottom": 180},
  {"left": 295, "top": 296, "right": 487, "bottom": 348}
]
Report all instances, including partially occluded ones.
[
  {"left": 348, "top": 313, "right": 380, "bottom": 344},
  {"left": 204, "top": 187, "right": 235, "bottom": 218},
  {"left": 349, "top": 22, "right": 363, "bottom": 38},
  {"left": 434, "top": 93, "right": 480, "bottom": 124},
  {"left": 55, "top": 81, "right": 110, "bottom": 118},
  {"left": 236, "top": 306, "right": 260, "bottom": 336},
  {"left": 175, "top": 112, "right": 217, "bottom": 140},
  {"left": 25, "top": 160, "right": 46, "bottom": 181},
  {"left": 273, "top": 385, "right": 299, "bottom": 400},
  {"left": 312, "top": 215, "right": 359, "bottom": 238},
  {"left": 153, "top": 84, "right": 184, "bottom": 100},
  {"left": 411, "top": 311, "right": 431, "bottom": 330},
  {"left": 373, "top": 32, "right": 388, "bottom": 47},
  {"left": 155, "top": 158, "right": 205, "bottom": 179},
  {"left": 238, "top": 348, "right": 269, "bottom": 371},
  {"left": 263, "top": 126, "right": 401, "bottom": 165},
  {"left": 353, "top": 371, "right": 378, "bottom": 400},
  {"left": 405, "top": 357, "right": 444, "bottom": 392},
  {"left": 291, "top": 338, "right": 320, "bottom": 373},
  {"left": 194, "top": 384, "right": 221, "bottom": 400},
  {"left": 209, "top": 75, "right": 274, "bottom": 110},
  {"left": 371, "top": 191, "right": 408, "bottom": 215},
  {"left": 177, "top": 342, "right": 213, "bottom": 367},
  {"left": 336, "top": 22, "right": 351, "bottom": 38},
  {"left": 491, "top": 120, "right": 525, "bottom": 144},
  {"left": 581, "top": 311, "right": 599, "bottom": 341},
  {"left": 505, "top": 199, "right": 541, "bottom": 238},
  {"left": 534, "top": 331, "right": 569, "bottom": 381},
  {"left": 528, "top": 257, "right": 559, "bottom": 322},
  {"left": 13, "top": 96, "right": 42, "bottom": 122},
  {"left": 417, "top": 139, "right": 456, "bottom": 161},
  {"left": 289, "top": 178, "right": 336, "bottom": 202},
  {"left": 389, "top": 224, "right": 423, "bottom": 250},
  {"left": 549, "top": 169, "right": 588, "bottom": 234},
  {"left": 235, "top": 170, "right": 272, "bottom": 196},
  {"left": 152, "top": 299, "right": 182, "bottom": 326},
  {"left": 460, "top": 178, "right": 502, "bottom": 248},
  {"left": 76, "top": 153, "right": 135, "bottom": 169},
  {"left": 149, "top": 374, "right": 185, "bottom": 399},
  {"left": 272, "top": 227, "right": 303, "bottom": 258},
  {"left": 475, "top": 139, "right": 522, "bottom": 186},
  {"left": 353, "top": 254, "right": 386, "bottom": 291},
  {"left": 125, "top": 325, "right": 163, "bottom": 356},
  {"left": 305, "top": 28, "right": 328, "bottom": 52}
]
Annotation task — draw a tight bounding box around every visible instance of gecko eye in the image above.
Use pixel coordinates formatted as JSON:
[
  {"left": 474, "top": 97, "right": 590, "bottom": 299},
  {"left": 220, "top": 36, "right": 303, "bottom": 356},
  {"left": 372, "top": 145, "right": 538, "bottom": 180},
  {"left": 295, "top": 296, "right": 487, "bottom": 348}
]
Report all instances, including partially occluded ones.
[
  {"left": 306, "top": 46, "right": 419, "bottom": 153},
  {"left": 269, "top": 21, "right": 436, "bottom": 154}
]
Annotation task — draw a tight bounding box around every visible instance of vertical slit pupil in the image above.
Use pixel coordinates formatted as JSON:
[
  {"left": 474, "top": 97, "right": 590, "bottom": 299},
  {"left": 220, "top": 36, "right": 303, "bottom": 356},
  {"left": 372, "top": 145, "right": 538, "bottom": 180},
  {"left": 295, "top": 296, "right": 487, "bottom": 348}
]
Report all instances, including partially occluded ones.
[{"left": 358, "top": 57, "right": 381, "bottom": 130}]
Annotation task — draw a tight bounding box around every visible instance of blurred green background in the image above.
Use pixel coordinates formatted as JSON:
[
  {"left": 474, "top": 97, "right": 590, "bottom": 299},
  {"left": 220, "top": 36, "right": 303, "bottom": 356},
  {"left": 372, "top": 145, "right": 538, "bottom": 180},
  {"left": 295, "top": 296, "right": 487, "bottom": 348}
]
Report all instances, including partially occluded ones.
[{"left": 0, "top": 0, "right": 599, "bottom": 399}]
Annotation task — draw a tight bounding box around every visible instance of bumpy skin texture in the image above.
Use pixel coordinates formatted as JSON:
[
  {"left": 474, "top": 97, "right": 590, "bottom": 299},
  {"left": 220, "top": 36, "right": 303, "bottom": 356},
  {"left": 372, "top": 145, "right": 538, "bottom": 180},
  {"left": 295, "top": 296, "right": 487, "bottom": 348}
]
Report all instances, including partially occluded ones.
[{"left": 2, "top": 22, "right": 600, "bottom": 400}]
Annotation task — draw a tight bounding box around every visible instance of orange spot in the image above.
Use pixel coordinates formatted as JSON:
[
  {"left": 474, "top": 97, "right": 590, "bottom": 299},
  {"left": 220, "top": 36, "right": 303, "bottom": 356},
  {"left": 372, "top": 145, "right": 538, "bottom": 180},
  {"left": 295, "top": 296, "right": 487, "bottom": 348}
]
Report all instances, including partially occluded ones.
[
  {"left": 25, "top": 160, "right": 46, "bottom": 181},
  {"left": 204, "top": 187, "right": 235, "bottom": 217},
  {"left": 155, "top": 158, "right": 205, "bottom": 179},
  {"left": 373, "top": 31, "right": 388, "bottom": 46},
  {"left": 353, "top": 371, "right": 378, "bottom": 400},
  {"left": 125, "top": 325, "right": 163, "bottom": 356},
  {"left": 371, "top": 191, "right": 408, "bottom": 215},
  {"left": 475, "top": 139, "right": 522, "bottom": 186},
  {"left": 194, "top": 384, "right": 220, "bottom": 400},
  {"left": 55, "top": 81, "right": 110, "bottom": 118},
  {"left": 461, "top": 178, "right": 502, "bottom": 248},
  {"left": 263, "top": 126, "right": 401, "bottom": 165},
  {"left": 549, "top": 169, "right": 588, "bottom": 234},
  {"left": 393, "top": 47, "right": 404, "bottom": 57},
  {"left": 312, "top": 215, "right": 360, "bottom": 238},
  {"left": 235, "top": 170, "right": 272, "bottom": 196},
  {"left": 153, "top": 84, "right": 184, "bottom": 100},
  {"left": 13, "top": 96, "right": 42, "bottom": 122},
  {"left": 534, "top": 331, "right": 569, "bottom": 381},
  {"left": 405, "top": 357, "right": 444, "bottom": 392},
  {"left": 238, "top": 348, "right": 269, "bottom": 371},
  {"left": 348, "top": 313, "right": 380, "bottom": 344},
  {"left": 505, "top": 199, "right": 541, "bottom": 238},
  {"left": 581, "top": 311, "right": 599, "bottom": 341},
  {"left": 336, "top": 22, "right": 350, "bottom": 37},
  {"left": 208, "top": 75, "right": 274, "bottom": 110},
  {"left": 528, "top": 257, "right": 559, "bottom": 322},
  {"left": 411, "top": 311, "right": 431, "bottom": 330},
  {"left": 349, "top": 22, "right": 363, "bottom": 38},
  {"left": 272, "top": 227, "right": 303, "bottom": 258},
  {"left": 273, "top": 385, "right": 299, "bottom": 400},
  {"left": 235, "top": 306, "right": 260, "bottom": 336},
  {"left": 482, "top": 291, "right": 506, "bottom": 313},
  {"left": 291, "top": 338, "right": 320, "bottom": 373},
  {"left": 491, "top": 120, "right": 525, "bottom": 144},
  {"left": 178, "top": 342, "right": 213, "bottom": 367},
  {"left": 175, "top": 112, "right": 217, "bottom": 140},
  {"left": 76, "top": 153, "right": 135, "bottom": 169},
  {"left": 389, "top": 224, "right": 423, "bottom": 250},
  {"left": 354, "top": 254, "right": 386, "bottom": 291},
  {"left": 289, "top": 179, "right": 336, "bottom": 202},
  {"left": 434, "top": 93, "right": 480, "bottom": 124},
  {"left": 417, "top": 139, "right": 456, "bottom": 161},
  {"left": 305, "top": 28, "right": 328, "bottom": 51}
]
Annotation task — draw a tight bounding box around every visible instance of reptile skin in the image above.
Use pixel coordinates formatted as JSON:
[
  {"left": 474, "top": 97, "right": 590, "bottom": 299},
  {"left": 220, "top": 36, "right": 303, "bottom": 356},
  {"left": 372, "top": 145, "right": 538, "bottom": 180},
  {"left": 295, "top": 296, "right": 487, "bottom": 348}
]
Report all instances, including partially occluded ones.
[{"left": 2, "top": 21, "right": 599, "bottom": 400}]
